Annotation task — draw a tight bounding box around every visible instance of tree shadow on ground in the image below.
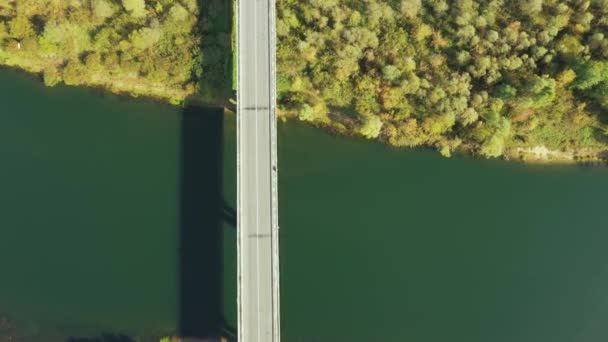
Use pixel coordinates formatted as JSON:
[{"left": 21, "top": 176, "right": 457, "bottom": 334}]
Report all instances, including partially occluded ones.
[{"left": 197, "top": 0, "right": 235, "bottom": 105}]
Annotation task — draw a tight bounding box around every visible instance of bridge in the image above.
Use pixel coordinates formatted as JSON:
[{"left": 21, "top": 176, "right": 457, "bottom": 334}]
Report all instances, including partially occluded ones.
[{"left": 236, "top": 0, "right": 280, "bottom": 341}]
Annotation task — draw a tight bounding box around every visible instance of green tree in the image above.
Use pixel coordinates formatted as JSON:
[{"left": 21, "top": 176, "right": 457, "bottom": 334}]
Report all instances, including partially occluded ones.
[
  {"left": 0, "top": 22, "right": 7, "bottom": 39},
  {"left": 43, "top": 66, "right": 61, "bottom": 86},
  {"left": 130, "top": 27, "right": 162, "bottom": 50},
  {"left": 590, "top": 82, "right": 608, "bottom": 108},
  {"left": 522, "top": 76, "right": 556, "bottom": 108},
  {"left": 480, "top": 118, "right": 511, "bottom": 158},
  {"left": 92, "top": 0, "right": 115, "bottom": 19},
  {"left": 400, "top": 0, "right": 421, "bottom": 18},
  {"left": 572, "top": 60, "right": 608, "bottom": 90},
  {"left": 519, "top": 0, "right": 544, "bottom": 15},
  {"left": 9, "top": 15, "right": 34, "bottom": 39},
  {"left": 122, "top": 0, "right": 146, "bottom": 18},
  {"left": 169, "top": 3, "right": 189, "bottom": 22},
  {"left": 494, "top": 83, "right": 517, "bottom": 100},
  {"left": 62, "top": 60, "right": 86, "bottom": 85},
  {"left": 381, "top": 65, "right": 402, "bottom": 82},
  {"left": 360, "top": 116, "right": 383, "bottom": 139}
]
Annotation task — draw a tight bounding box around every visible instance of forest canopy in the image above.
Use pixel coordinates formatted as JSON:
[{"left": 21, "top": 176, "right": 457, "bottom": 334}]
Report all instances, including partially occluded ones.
[
  {"left": 0, "top": 0, "right": 201, "bottom": 103},
  {"left": 276, "top": 0, "right": 608, "bottom": 160}
]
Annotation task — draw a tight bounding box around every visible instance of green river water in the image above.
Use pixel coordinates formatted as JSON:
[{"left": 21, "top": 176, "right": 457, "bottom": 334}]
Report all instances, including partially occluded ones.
[{"left": 1, "top": 68, "right": 608, "bottom": 341}]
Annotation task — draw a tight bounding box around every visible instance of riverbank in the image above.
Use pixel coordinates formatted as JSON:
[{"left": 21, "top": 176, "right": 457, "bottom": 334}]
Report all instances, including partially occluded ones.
[
  {"left": 0, "top": 58, "right": 193, "bottom": 104},
  {"left": 0, "top": 312, "right": 169, "bottom": 342},
  {"left": 0, "top": 312, "right": 234, "bottom": 342},
  {"left": 505, "top": 146, "right": 607, "bottom": 164},
  {"left": 4, "top": 1, "right": 608, "bottom": 165},
  {"left": 2, "top": 59, "right": 603, "bottom": 166},
  {"left": 277, "top": 110, "right": 608, "bottom": 165},
  {"left": 0, "top": 315, "right": 22, "bottom": 341}
]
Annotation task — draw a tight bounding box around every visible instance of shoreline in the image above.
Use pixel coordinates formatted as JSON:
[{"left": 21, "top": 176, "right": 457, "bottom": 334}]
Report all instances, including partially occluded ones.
[
  {"left": 2, "top": 63, "right": 606, "bottom": 167},
  {"left": 504, "top": 146, "right": 606, "bottom": 165},
  {"left": 0, "top": 62, "right": 193, "bottom": 105},
  {"left": 277, "top": 111, "right": 608, "bottom": 166},
  {"left": 0, "top": 63, "right": 241, "bottom": 112}
]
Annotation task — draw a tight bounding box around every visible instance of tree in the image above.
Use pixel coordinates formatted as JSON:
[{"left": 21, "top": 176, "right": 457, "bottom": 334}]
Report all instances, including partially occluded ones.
[
  {"left": 590, "top": 82, "right": 608, "bottom": 108},
  {"left": 480, "top": 118, "right": 511, "bottom": 158},
  {"left": 122, "top": 0, "right": 146, "bottom": 18},
  {"left": 458, "top": 108, "right": 479, "bottom": 126},
  {"left": 0, "top": 22, "right": 7, "bottom": 39},
  {"left": 298, "top": 104, "right": 315, "bottom": 121},
  {"left": 494, "top": 83, "right": 517, "bottom": 100},
  {"left": 519, "top": 0, "right": 544, "bottom": 15},
  {"left": 9, "top": 15, "right": 34, "bottom": 39},
  {"left": 169, "top": 3, "right": 189, "bottom": 22},
  {"left": 92, "top": 0, "right": 115, "bottom": 19},
  {"left": 360, "top": 116, "right": 383, "bottom": 139},
  {"left": 85, "top": 52, "right": 103, "bottom": 71},
  {"left": 522, "top": 76, "right": 556, "bottom": 108},
  {"left": 400, "top": 0, "right": 421, "bottom": 18},
  {"left": 62, "top": 60, "right": 86, "bottom": 85},
  {"left": 381, "top": 65, "right": 402, "bottom": 82},
  {"left": 39, "top": 22, "right": 92, "bottom": 57},
  {"left": 43, "top": 66, "right": 61, "bottom": 86},
  {"left": 572, "top": 60, "right": 608, "bottom": 90},
  {"left": 130, "top": 27, "right": 162, "bottom": 50}
]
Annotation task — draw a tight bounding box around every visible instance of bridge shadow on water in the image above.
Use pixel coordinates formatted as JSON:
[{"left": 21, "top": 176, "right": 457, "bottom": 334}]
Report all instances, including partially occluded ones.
[
  {"left": 179, "top": 0, "right": 236, "bottom": 337},
  {"left": 66, "top": 333, "right": 135, "bottom": 342},
  {"left": 179, "top": 105, "right": 234, "bottom": 340},
  {"left": 66, "top": 0, "right": 236, "bottom": 337},
  {"left": 65, "top": 106, "right": 235, "bottom": 342}
]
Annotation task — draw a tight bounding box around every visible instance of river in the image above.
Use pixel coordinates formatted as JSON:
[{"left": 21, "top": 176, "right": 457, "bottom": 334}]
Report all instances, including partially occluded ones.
[{"left": 1, "top": 68, "right": 608, "bottom": 341}]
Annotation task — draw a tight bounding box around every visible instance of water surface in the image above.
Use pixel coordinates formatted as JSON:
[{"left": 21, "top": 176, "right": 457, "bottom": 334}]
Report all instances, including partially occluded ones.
[
  {"left": 1, "top": 68, "right": 608, "bottom": 342},
  {"left": 0, "top": 69, "right": 237, "bottom": 340},
  {"left": 279, "top": 122, "right": 608, "bottom": 342}
]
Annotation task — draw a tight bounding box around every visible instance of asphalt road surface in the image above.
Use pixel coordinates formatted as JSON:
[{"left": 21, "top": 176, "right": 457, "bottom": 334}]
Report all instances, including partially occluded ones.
[{"left": 236, "top": 0, "right": 280, "bottom": 341}]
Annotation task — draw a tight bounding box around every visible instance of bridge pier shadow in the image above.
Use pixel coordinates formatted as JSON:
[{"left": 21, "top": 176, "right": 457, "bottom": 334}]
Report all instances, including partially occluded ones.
[{"left": 178, "top": 106, "right": 225, "bottom": 340}]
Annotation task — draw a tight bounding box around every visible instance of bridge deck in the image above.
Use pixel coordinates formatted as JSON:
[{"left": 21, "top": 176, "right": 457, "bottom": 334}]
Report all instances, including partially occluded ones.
[{"left": 236, "top": 0, "right": 280, "bottom": 341}]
